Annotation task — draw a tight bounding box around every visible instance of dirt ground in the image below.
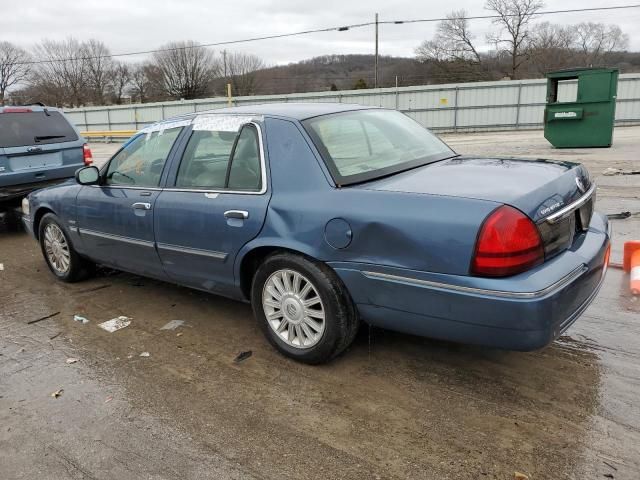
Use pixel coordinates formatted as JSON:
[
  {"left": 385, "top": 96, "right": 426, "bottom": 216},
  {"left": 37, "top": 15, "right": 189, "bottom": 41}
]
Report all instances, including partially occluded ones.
[{"left": 1, "top": 127, "right": 639, "bottom": 479}]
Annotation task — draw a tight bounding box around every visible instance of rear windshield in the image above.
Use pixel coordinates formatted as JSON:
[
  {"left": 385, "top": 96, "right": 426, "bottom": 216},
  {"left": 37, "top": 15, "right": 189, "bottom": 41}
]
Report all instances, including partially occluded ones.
[
  {"left": 303, "top": 110, "right": 455, "bottom": 186},
  {"left": 0, "top": 111, "right": 78, "bottom": 148}
]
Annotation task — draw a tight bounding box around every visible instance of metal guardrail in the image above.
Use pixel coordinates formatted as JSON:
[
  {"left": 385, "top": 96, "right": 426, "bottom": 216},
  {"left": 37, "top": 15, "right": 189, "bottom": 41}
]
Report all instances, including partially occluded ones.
[
  {"left": 81, "top": 130, "right": 135, "bottom": 141},
  {"left": 69, "top": 74, "right": 640, "bottom": 135}
]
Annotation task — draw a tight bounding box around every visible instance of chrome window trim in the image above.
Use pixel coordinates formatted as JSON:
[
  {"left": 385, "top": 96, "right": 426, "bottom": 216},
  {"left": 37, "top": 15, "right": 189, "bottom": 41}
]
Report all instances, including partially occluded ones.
[
  {"left": 89, "top": 185, "right": 162, "bottom": 191},
  {"left": 362, "top": 264, "right": 588, "bottom": 299},
  {"left": 544, "top": 183, "right": 596, "bottom": 224},
  {"left": 157, "top": 242, "right": 227, "bottom": 260},
  {"left": 166, "top": 121, "right": 268, "bottom": 196},
  {"left": 79, "top": 228, "right": 155, "bottom": 248}
]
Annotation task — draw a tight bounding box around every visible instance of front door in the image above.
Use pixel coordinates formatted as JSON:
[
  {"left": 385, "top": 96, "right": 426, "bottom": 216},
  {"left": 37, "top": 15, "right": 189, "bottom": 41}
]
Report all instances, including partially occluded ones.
[
  {"left": 76, "top": 126, "right": 185, "bottom": 278},
  {"left": 154, "top": 119, "right": 270, "bottom": 297}
]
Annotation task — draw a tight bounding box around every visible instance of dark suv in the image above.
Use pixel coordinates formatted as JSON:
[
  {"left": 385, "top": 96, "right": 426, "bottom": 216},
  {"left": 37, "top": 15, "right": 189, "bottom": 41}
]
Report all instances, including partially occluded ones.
[{"left": 0, "top": 105, "right": 92, "bottom": 210}]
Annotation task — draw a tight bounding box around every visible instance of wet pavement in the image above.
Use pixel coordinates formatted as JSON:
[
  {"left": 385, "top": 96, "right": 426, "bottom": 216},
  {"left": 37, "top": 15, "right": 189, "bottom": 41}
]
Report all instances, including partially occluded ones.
[{"left": 1, "top": 128, "right": 639, "bottom": 479}]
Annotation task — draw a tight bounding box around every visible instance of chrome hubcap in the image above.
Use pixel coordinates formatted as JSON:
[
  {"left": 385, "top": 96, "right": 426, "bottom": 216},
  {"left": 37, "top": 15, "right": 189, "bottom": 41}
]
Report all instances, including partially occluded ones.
[
  {"left": 43, "top": 224, "right": 70, "bottom": 274},
  {"left": 262, "top": 269, "right": 325, "bottom": 349}
]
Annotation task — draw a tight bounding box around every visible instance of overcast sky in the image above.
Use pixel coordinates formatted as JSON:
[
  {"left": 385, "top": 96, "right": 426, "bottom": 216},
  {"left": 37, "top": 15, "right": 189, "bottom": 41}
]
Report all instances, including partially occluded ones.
[{"left": 2, "top": 0, "right": 640, "bottom": 65}]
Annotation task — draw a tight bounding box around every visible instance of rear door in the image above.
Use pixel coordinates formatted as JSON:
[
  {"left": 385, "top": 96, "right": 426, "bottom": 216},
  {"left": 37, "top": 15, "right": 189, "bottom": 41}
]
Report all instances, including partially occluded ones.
[
  {"left": 154, "top": 116, "right": 270, "bottom": 297},
  {"left": 0, "top": 109, "right": 85, "bottom": 193},
  {"left": 75, "top": 126, "right": 185, "bottom": 278}
]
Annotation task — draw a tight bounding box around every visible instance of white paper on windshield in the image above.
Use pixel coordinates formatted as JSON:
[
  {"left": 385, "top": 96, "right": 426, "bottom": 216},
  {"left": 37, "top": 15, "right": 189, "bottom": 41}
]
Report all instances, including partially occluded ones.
[
  {"left": 192, "top": 115, "right": 257, "bottom": 132},
  {"left": 138, "top": 118, "right": 193, "bottom": 135}
]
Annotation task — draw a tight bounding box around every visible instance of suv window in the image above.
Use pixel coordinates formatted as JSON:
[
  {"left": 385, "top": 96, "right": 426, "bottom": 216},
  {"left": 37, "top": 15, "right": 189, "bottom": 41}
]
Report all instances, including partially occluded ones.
[
  {"left": 0, "top": 111, "right": 78, "bottom": 148},
  {"left": 105, "top": 127, "right": 182, "bottom": 187},
  {"left": 176, "top": 125, "right": 261, "bottom": 191}
]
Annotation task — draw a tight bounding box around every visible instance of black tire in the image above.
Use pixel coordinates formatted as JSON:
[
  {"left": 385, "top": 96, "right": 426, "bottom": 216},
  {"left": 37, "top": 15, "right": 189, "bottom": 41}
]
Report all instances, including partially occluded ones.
[
  {"left": 0, "top": 207, "right": 22, "bottom": 232},
  {"left": 251, "top": 252, "right": 359, "bottom": 364},
  {"left": 38, "top": 213, "right": 94, "bottom": 282}
]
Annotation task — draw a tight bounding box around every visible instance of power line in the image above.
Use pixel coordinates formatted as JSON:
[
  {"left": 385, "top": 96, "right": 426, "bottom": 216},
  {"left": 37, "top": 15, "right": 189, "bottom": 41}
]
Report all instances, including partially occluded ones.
[{"left": 14, "top": 4, "right": 640, "bottom": 66}]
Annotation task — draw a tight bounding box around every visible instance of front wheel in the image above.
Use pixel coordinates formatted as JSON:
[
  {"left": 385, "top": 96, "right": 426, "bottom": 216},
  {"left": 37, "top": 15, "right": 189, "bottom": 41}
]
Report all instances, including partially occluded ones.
[
  {"left": 38, "top": 213, "right": 94, "bottom": 282},
  {"left": 251, "top": 252, "right": 359, "bottom": 364}
]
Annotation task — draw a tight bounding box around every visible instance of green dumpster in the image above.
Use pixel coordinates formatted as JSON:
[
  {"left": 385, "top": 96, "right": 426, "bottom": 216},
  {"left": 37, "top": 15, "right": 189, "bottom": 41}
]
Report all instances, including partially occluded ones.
[{"left": 544, "top": 67, "right": 619, "bottom": 148}]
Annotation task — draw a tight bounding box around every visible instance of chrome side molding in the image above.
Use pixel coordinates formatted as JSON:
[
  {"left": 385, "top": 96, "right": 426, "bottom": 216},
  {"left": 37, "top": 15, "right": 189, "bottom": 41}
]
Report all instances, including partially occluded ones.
[
  {"left": 362, "top": 264, "right": 588, "bottom": 299},
  {"left": 156, "top": 243, "right": 227, "bottom": 261}
]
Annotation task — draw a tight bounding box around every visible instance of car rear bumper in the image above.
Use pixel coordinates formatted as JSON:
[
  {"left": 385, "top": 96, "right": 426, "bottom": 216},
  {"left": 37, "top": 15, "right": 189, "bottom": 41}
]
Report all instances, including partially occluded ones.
[{"left": 330, "top": 212, "right": 610, "bottom": 351}]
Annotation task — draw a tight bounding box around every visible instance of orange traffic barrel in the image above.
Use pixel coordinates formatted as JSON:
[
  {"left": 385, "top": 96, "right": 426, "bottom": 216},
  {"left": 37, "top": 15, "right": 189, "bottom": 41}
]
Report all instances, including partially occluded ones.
[{"left": 623, "top": 241, "right": 640, "bottom": 295}]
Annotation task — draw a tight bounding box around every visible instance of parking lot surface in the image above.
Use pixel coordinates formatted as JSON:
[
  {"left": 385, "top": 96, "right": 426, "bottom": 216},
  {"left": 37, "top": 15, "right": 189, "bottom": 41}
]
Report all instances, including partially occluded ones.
[{"left": 1, "top": 127, "right": 639, "bottom": 479}]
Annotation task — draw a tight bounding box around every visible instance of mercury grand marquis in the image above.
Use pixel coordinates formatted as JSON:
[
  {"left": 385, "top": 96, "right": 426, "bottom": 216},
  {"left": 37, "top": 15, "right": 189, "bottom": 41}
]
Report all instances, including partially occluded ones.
[{"left": 22, "top": 103, "right": 611, "bottom": 363}]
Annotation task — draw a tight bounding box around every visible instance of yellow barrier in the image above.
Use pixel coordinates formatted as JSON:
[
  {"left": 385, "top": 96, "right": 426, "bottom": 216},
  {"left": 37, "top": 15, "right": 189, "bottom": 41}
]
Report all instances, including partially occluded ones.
[{"left": 81, "top": 130, "right": 136, "bottom": 140}]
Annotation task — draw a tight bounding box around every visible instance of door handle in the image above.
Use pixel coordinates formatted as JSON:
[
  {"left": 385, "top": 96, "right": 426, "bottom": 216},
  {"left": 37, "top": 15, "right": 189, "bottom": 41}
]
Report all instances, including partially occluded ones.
[
  {"left": 132, "top": 202, "right": 152, "bottom": 210},
  {"left": 224, "top": 210, "right": 249, "bottom": 220}
]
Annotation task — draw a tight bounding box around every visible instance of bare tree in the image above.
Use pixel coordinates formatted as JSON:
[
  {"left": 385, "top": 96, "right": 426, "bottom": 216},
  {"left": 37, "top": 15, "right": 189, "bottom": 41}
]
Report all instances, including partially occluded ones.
[
  {"left": 486, "top": 0, "right": 544, "bottom": 79},
  {"left": 153, "top": 41, "right": 218, "bottom": 99},
  {"left": 110, "top": 61, "right": 130, "bottom": 104},
  {"left": 32, "top": 38, "right": 88, "bottom": 107},
  {"left": 128, "top": 63, "right": 165, "bottom": 102},
  {"left": 227, "top": 52, "right": 265, "bottom": 96},
  {"left": 0, "top": 42, "right": 31, "bottom": 106},
  {"left": 84, "top": 39, "right": 113, "bottom": 104},
  {"left": 415, "top": 10, "right": 481, "bottom": 64},
  {"left": 129, "top": 64, "right": 148, "bottom": 103},
  {"left": 571, "top": 23, "right": 629, "bottom": 66},
  {"left": 528, "top": 22, "right": 573, "bottom": 75}
]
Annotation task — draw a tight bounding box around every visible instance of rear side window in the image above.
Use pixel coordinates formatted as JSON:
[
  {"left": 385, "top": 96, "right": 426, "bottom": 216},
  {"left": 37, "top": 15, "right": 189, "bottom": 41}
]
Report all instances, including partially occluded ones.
[
  {"left": 176, "top": 130, "right": 237, "bottom": 189},
  {"left": 228, "top": 127, "right": 261, "bottom": 191},
  {"left": 0, "top": 111, "right": 78, "bottom": 148},
  {"left": 176, "top": 124, "right": 261, "bottom": 192},
  {"left": 105, "top": 127, "right": 183, "bottom": 188}
]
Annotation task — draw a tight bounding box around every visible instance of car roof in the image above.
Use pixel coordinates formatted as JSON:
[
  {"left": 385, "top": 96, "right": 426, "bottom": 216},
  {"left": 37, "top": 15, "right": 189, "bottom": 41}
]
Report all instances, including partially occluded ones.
[{"left": 198, "top": 102, "right": 379, "bottom": 120}]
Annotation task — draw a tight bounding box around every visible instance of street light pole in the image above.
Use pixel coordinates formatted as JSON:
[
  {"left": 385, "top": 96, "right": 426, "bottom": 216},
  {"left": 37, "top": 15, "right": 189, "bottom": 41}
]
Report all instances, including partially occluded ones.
[{"left": 374, "top": 12, "right": 379, "bottom": 88}]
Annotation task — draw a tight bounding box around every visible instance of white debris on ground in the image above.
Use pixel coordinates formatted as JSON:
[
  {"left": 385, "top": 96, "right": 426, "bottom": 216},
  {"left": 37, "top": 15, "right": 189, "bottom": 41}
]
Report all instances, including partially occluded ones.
[
  {"left": 98, "top": 316, "right": 131, "bottom": 333},
  {"left": 160, "top": 320, "right": 185, "bottom": 330},
  {"left": 73, "top": 315, "right": 89, "bottom": 324}
]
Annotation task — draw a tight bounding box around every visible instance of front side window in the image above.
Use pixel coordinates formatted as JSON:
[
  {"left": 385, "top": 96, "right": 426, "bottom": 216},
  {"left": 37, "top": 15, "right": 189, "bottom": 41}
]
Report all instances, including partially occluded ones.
[
  {"left": 303, "top": 110, "right": 455, "bottom": 186},
  {"left": 176, "top": 124, "right": 261, "bottom": 192},
  {"left": 105, "top": 127, "right": 182, "bottom": 187}
]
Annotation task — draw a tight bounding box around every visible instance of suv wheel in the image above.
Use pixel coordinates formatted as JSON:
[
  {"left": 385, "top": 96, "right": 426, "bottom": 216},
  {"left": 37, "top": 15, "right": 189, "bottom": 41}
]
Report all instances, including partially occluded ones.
[
  {"left": 39, "top": 213, "right": 94, "bottom": 282},
  {"left": 251, "top": 252, "right": 359, "bottom": 364}
]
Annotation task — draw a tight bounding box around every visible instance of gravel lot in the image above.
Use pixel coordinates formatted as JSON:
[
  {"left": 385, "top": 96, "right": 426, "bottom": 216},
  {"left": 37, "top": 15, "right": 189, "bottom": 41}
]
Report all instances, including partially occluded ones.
[{"left": 1, "top": 127, "right": 639, "bottom": 479}]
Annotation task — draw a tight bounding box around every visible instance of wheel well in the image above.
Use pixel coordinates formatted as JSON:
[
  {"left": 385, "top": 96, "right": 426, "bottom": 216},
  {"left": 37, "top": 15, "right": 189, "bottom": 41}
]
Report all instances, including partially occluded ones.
[
  {"left": 32, "top": 207, "right": 55, "bottom": 240},
  {"left": 239, "top": 246, "right": 311, "bottom": 300}
]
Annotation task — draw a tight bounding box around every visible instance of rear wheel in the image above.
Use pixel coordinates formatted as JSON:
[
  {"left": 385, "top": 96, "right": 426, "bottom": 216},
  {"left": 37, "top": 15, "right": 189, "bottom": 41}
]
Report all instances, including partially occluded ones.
[
  {"left": 38, "top": 213, "right": 94, "bottom": 282},
  {"left": 251, "top": 252, "right": 359, "bottom": 364}
]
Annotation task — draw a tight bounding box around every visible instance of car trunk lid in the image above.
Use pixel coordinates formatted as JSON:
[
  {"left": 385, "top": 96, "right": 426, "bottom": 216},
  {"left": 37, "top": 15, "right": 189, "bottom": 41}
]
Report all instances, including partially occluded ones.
[{"left": 357, "top": 156, "right": 594, "bottom": 260}]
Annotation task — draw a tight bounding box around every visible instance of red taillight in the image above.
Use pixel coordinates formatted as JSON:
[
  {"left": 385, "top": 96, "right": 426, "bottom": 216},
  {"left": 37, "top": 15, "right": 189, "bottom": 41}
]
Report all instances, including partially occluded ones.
[
  {"left": 471, "top": 205, "right": 544, "bottom": 277},
  {"left": 0, "top": 107, "right": 32, "bottom": 113},
  {"left": 83, "top": 143, "right": 93, "bottom": 165}
]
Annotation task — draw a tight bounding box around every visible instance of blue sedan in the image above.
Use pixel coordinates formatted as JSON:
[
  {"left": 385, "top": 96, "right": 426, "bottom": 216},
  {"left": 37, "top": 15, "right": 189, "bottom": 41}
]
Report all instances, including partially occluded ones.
[{"left": 22, "top": 103, "right": 611, "bottom": 363}]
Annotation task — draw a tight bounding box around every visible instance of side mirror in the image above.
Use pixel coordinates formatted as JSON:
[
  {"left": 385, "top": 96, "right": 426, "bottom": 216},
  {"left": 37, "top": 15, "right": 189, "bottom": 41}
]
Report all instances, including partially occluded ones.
[{"left": 75, "top": 166, "right": 100, "bottom": 185}]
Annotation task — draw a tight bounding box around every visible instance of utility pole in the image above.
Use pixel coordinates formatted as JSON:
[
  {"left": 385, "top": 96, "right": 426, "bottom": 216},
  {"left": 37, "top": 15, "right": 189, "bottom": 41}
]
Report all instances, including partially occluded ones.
[
  {"left": 374, "top": 13, "right": 379, "bottom": 88},
  {"left": 222, "top": 50, "right": 228, "bottom": 81}
]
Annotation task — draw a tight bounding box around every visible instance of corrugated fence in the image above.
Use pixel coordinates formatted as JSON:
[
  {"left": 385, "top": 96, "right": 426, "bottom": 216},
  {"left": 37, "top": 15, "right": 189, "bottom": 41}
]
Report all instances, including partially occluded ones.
[{"left": 64, "top": 73, "right": 640, "bottom": 133}]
